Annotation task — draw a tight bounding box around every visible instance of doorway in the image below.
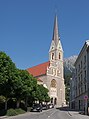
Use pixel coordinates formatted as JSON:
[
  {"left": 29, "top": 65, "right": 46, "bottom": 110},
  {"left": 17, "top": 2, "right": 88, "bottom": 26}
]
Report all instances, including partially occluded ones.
[
  {"left": 54, "top": 98, "right": 57, "bottom": 105},
  {"left": 51, "top": 98, "right": 53, "bottom": 103}
]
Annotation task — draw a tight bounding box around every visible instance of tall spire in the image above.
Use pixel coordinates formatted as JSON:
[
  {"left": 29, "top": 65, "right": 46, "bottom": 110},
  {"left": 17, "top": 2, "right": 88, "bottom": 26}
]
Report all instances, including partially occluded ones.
[{"left": 52, "top": 14, "right": 59, "bottom": 46}]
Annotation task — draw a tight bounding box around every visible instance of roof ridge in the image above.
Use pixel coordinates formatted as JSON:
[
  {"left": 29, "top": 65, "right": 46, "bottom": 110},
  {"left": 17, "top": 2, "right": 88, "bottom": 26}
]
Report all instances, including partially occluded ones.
[
  {"left": 27, "top": 61, "right": 50, "bottom": 77},
  {"left": 27, "top": 61, "right": 50, "bottom": 69}
]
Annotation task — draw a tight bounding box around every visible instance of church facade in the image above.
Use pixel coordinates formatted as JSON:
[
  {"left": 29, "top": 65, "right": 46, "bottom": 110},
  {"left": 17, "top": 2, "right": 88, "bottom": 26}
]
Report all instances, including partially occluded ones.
[{"left": 27, "top": 15, "right": 66, "bottom": 107}]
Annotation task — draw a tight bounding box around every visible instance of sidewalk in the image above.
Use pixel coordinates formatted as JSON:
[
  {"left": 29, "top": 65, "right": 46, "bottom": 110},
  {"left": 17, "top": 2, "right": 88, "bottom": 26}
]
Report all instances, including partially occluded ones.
[
  {"left": 59, "top": 106, "right": 89, "bottom": 119},
  {"left": 0, "top": 111, "right": 34, "bottom": 119},
  {"left": 68, "top": 110, "right": 89, "bottom": 119},
  {"left": 0, "top": 108, "right": 52, "bottom": 119},
  {"left": 0, "top": 112, "right": 31, "bottom": 119},
  {"left": 0, "top": 116, "right": 8, "bottom": 119}
]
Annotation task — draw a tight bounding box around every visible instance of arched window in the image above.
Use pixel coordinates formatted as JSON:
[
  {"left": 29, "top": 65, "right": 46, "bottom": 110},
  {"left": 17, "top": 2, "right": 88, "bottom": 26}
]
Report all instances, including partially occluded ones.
[
  {"left": 51, "top": 79, "right": 56, "bottom": 88},
  {"left": 59, "top": 53, "right": 61, "bottom": 59},
  {"left": 52, "top": 53, "right": 54, "bottom": 60}
]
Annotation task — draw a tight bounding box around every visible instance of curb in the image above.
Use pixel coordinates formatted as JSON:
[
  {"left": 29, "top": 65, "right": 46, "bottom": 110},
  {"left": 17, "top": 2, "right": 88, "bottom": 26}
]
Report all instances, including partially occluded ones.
[{"left": 0, "top": 116, "right": 8, "bottom": 119}]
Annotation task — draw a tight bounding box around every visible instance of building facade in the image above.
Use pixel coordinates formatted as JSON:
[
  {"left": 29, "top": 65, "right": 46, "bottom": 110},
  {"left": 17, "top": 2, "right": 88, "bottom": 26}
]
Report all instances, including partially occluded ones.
[
  {"left": 27, "top": 15, "right": 66, "bottom": 107},
  {"left": 70, "top": 40, "right": 89, "bottom": 111}
]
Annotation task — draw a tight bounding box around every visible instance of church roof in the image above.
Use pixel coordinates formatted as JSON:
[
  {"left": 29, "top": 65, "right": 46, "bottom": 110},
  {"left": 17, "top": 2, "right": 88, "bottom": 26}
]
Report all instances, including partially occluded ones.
[{"left": 27, "top": 61, "right": 50, "bottom": 77}]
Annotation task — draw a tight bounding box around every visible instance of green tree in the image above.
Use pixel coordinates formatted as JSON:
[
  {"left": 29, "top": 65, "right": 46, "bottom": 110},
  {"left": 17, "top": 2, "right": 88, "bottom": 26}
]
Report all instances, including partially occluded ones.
[
  {"left": 12, "top": 69, "right": 24, "bottom": 108},
  {"left": 35, "top": 84, "right": 50, "bottom": 103},
  {"left": 0, "top": 51, "right": 16, "bottom": 110},
  {"left": 64, "top": 73, "right": 72, "bottom": 104},
  {"left": 16, "top": 70, "right": 37, "bottom": 108},
  {"left": 45, "top": 95, "right": 50, "bottom": 103},
  {"left": 24, "top": 75, "right": 37, "bottom": 108}
]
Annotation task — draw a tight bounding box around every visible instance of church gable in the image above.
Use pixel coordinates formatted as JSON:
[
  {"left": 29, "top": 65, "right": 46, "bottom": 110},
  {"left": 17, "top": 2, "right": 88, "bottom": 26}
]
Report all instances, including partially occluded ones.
[
  {"left": 47, "top": 61, "right": 61, "bottom": 77},
  {"left": 49, "top": 40, "right": 55, "bottom": 52},
  {"left": 57, "top": 40, "right": 63, "bottom": 51}
]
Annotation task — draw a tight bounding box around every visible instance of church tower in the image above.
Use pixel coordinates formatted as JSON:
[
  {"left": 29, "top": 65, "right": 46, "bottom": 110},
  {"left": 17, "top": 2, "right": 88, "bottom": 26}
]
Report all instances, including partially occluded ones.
[
  {"left": 47, "top": 15, "right": 66, "bottom": 107},
  {"left": 27, "top": 14, "right": 66, "bottom": 107}
]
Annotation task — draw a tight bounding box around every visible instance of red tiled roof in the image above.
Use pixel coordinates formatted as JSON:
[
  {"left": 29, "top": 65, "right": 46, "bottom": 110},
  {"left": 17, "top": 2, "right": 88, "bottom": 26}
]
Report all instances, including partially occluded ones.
[{"left": 27, "top": 61, "right": 50, "bottom": 77}]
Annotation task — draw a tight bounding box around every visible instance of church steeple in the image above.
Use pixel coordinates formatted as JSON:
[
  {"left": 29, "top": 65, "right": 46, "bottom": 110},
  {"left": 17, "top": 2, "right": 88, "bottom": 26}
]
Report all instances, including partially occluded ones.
[
  {"left": 52, "top": 15, "right": 59, "bottom": 47},
  {"left": 49, "top": 15, "right": 63, "bottom": 61}
]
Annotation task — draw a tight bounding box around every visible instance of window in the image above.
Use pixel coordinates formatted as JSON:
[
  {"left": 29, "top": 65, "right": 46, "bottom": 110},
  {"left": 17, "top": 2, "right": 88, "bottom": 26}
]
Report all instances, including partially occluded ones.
[
  {"left": 84, "top": 70, "right": 86, "bottom": 79},
  {"left": 51, "top": 79, "right": 56, "bottom": 88},
  {"left": 81, "top": 61, "right": 82, "bottom": 68},
  {"left": 76, "top": 68, "right": 77, "bottom": 75},
  {"left": 81, "top": 74, "right": 82, "bottom": 85},
  {"left": 78, "top": 64, "right": 80, "bottom": 71},
  {"left": 84, "top": 55, "right": 86, "bottom": 64},
  {"left": 52, "top": 47, "right": 54, "bottom": 49},
  {"left": 52, "top": 53, "right": 54, "bottom": 60},
  {"left": 59, "top": 53, "right": 61, "bottom": 59}
]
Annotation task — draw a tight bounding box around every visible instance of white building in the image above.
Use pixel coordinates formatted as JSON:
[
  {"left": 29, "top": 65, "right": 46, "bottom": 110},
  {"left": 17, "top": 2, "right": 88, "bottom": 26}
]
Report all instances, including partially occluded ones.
[{"left": 70, "top": 40, "right": 89, "bottom": 111}]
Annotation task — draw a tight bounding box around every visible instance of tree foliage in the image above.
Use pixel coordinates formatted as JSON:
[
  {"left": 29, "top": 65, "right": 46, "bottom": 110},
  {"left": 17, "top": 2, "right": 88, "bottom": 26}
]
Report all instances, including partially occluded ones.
[
  {"left": 34, "top": 84, "right": 50, "bottom": 103},
  {"left": 0, "top": 51, "right": 17, "bottom": 109},
  {"left": 64, "top": 73, "right": 72, "bottom": 104},
  {"left": 0, "top": 51, "right": 50, "bottom": 110}
]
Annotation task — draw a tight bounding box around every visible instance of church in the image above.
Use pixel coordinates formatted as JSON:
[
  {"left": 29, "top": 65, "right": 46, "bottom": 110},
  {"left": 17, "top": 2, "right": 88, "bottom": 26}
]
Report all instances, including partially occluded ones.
[{"left": 27, "top": 15, "right": 66, "bottom": 107}]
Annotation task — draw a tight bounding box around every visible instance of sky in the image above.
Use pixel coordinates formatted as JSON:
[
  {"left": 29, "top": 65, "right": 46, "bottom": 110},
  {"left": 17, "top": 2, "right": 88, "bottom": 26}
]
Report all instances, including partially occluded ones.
[{"left": 0, "top": 0, "right": 89, "bottom": 69}]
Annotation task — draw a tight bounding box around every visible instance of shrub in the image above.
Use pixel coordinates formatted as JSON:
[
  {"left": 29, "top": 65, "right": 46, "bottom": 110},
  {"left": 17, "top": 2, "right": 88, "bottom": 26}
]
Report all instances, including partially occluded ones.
[
  {"left": 6, "top": 108, "right": 26, "bottom": 116},
  {"left": 6, "top": 109, "right": 18, "bottom": 116},
  {"left": 15, "top": 108, "right": 26, "bottom": 114}
]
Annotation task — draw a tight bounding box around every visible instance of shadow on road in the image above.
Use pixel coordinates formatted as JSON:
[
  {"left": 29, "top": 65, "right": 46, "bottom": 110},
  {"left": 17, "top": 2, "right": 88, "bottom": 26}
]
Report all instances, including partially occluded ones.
[{"left": 56, "top": 106, "right": 77, "bottom": 112}]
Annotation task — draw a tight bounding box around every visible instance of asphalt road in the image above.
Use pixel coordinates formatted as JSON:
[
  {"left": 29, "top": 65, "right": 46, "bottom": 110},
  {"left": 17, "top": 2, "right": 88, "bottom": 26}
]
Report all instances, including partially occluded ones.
[{"left": 6, "top": 108, "right": 72, "bottom": 119}]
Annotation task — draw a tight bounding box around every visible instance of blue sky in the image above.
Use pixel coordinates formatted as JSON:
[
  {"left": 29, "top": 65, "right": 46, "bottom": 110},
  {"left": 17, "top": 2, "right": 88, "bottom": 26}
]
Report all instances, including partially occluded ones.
[{"left": 0, "top": 0, "right": 89, "bottom": 69}]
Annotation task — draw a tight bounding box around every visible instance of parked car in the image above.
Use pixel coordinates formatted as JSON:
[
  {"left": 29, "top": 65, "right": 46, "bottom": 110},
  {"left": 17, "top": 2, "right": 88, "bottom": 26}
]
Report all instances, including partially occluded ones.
[
  {"left": 31, "top": 103, "right": 42, "bottom": 112},
  {"left": 42, "top": 104, "right": 48, "bottom": 110},
  {"left": 48, "top": 103, "right": 54, "bottom": 109}
]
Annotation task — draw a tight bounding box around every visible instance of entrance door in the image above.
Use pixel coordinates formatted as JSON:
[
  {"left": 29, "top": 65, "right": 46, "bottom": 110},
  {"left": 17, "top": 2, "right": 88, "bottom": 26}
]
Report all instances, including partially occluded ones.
[{"left": 54, "top": 98, "right": 57, "bottom": 105}]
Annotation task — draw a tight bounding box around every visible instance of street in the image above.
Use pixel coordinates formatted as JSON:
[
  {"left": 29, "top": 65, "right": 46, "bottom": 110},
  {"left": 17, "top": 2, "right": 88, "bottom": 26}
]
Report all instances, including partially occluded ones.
[{"left": 5, "top": 107, "right": 89, "bottom": 119}]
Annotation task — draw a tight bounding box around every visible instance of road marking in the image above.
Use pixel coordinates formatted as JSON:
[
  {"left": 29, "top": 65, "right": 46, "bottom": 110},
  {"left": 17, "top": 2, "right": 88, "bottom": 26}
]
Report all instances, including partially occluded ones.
[
  {"left": 48, "top": 116, "right": 50, "bottom": 118},
  {"left": 68, "top": 111, "right": 72, "bottom": 116},
  {"left": 47, "top": 110, "right": 57, "bottom": 118}
]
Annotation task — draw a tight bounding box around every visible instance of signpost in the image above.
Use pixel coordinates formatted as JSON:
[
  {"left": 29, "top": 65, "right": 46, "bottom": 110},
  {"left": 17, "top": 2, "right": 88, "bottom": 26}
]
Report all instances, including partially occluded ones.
[
  {"left": 84, "top": 95, "right": 88, "bottom": 115},
  {"left": 84, "top": 95, "right": 88, "bottom": 100}
]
